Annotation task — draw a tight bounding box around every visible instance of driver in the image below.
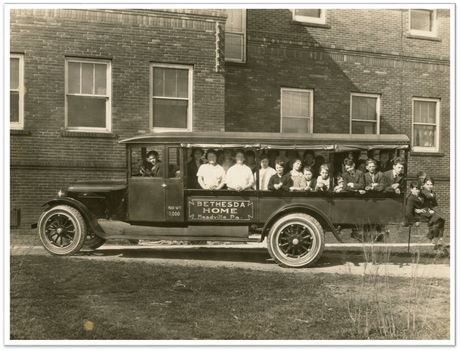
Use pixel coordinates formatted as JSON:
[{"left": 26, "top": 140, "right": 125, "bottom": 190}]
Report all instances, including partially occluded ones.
[{"left": 140, "top": 150, "right": 163, "bottom": 177}]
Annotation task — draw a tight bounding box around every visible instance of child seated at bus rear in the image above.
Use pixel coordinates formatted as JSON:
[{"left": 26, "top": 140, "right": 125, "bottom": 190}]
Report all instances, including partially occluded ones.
[
  {"left": 315, "top": 164, "right": 332, "bottom": 192},
  {"left": 268, "top": 161, "right": 293, "bottom": 191},
  {"left": 303, "top": 166, "right": 316, "bottom": 191},
  {"left": 364, "top": 159, "right": 385, "bottom": 192},
  {"left": 225, "top": 150, "right": 255, "bottom": 191}
]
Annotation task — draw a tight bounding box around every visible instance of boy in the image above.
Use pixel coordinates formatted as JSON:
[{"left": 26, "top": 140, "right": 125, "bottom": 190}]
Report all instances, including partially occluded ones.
[
  {"left": 254, "top": 154, "right": 276, "bottom": 191},
  {"left": 315, "top": 164, "right": 332, "bottom": 192},
  {"left": 378, "top": 151, "right": 393, "bottom": 172},
  {"left": 225, "top": 150, "right": 255, "bottom": 191},
  {"left": 140, "top": 150, "right": 163, "bottom": 177},
  {"left": 268, "top": 161, "right": 293, "bottom": 191},
  {"left": 364, "top": 159, "right": 385, "bottom": 192},
  {"left": 196, "top": 149, "right": 226, "bottom": 190},
  {"left": 383, "top": 157, "right": 405, "bottom": 194},
  {"left": 341, "top": 158, "right": 365, "bottom": 192},
  {"left": 421, "top": 177, "right": 446, "bottom": 246},
  {"left": 187, "top": 148, "right": 204, "bottom": 189}
]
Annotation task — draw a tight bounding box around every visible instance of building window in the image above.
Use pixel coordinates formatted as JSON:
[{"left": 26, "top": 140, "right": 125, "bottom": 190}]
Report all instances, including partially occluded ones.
[
  {"left": 151, "top": 64, "right": 193, "bottom": 131},
  {"left": 10, "top": 54, "right": 24, "bottom": 130},
  {"left": 412, "top": 98, "right": 440, "bottom": 152},
  {"left": 280, "top": 88, "right": 313, "bottom": 133},
  {"left": 65, "top": 58, "right": 111, "bottom": 132},
  {"left": 292, "top": 9, "right": 326, "bottom": 25},
  {"left": 224, "top": 9, "right": 246, "bottom": 63},
  {"left": 350, "top": 93, "right": 380, "bottom": 134},
  {"left": 409, "top": 9, "right": 437, "bottom": 37}
]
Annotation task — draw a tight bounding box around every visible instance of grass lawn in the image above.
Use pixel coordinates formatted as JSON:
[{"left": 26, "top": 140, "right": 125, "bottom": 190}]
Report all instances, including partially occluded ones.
[{"left": 10, "top": 255, "right": 450, "bottom": 340}]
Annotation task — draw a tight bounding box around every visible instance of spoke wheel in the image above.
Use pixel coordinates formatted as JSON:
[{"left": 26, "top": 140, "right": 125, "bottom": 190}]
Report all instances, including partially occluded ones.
[
  {"left": 38, "top": 205, "right": 86, "bottom": 255},
  {"left": 267, "top": 213, "right": 325, "bottom": 268}
]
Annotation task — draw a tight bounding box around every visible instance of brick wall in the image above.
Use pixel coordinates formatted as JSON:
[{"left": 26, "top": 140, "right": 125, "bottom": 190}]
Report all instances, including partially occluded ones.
[{"left": 10, "top": 9, "right": 226, "bottom": 226}]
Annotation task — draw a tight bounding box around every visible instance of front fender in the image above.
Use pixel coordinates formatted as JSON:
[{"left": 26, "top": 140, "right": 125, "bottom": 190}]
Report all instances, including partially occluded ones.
[
  {"left": 40, "top": 197, "right": 105, "bottom": 235},
  {"left": 261, "top": 203, "right": 343, "bottom": 243}
]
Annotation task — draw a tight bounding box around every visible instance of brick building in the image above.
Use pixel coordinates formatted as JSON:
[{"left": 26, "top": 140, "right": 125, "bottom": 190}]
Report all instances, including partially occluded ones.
[{"left": 9, "top": 8, "right": 450, "bottom": 228}]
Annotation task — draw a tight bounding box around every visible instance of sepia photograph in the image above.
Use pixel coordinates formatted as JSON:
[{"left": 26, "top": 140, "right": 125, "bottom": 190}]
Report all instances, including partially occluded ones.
[{"left": 4, "top": 2, "right": 455, "bottom": 346}]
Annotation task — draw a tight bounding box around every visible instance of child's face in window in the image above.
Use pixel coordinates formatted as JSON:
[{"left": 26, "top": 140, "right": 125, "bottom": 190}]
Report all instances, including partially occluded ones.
[
  {"left": 260, "top": 159, "right": 269, "bottom": 168},
  {"left": 235, "top": 152, "right": 245, "bottom": 164},
  {"left": 193, "top": 150, "right": 203, "bottom": 161},
  {"left": 293, "top": 160, "right": 302, "bottom": 172},
  {"left": 303, "top": 170, "right": 313, "bottom": 180},
  {"left": 393, "top": 163, "right": 404, "bottom": 175},
  {"left": 345, "top": 164, "right": 355, "bottom": 173},
  {"left": 320, "top": 169, "right": 329, "bottom": 179},
  {"left": 366, "top": 162, "right": 377, "bottom": 173},
  {"left": 411, "top": 187, "right": 420, "bottom": 196},
  {"left": 147, "top": 155, "right": 158, "bottom": 164},
  {"left": 423, "top": 180, "right": 434, "bottom": 192},
  {"left": 337, "top": 177, "right": 344, "bottom": 186},
  {"left": 207, "top": 153, "right": 217, "bottom": 165},
  {"left": 275, "top": 164, "right": 284, "bottom": 175},
  {"left": 380, "top": 152, "right": 389, "bottom": 163}
]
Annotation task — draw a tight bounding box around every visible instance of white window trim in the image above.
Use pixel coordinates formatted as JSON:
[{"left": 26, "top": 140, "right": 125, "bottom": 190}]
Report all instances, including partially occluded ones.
[
  {"left": 150, "top": 63, "right": 193, "bottom": 132},
  {"left": 280, "top": 88, "right": 314, "bottom": 134},
  {"left": 225, "top": 9, "right": 247, "bottom": 63},
  {"left": 412, "top": 97, "right": 440, "bottom": 153},
  {"left": 10, "top": 54, "right": 24, "bottom": 130},
  {"left": 409, "top": 9, "right": 438, "bottom": 38},
  {"left": 65, "top": 57, "right": 112, "bottom": 133},
  {"left": 292, "top": 9, "right": 327, "bottom": 25},
  {"left": 350, "top": 93, "right": 381, "bottom": 135}
]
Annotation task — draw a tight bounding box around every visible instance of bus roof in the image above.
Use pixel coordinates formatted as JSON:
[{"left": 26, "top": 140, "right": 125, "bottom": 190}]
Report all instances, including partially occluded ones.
[{"left": 119, "top": 132, "right": 410, "bottom": 150}]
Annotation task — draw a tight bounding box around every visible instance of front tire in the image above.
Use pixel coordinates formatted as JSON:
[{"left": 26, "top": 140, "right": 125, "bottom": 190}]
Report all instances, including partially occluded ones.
[
  {"left": 38, "top": 205, "right": 86, "bottom": 255},
  {"left": 267, "top": 213, "right": 325, "bottom": 268}
]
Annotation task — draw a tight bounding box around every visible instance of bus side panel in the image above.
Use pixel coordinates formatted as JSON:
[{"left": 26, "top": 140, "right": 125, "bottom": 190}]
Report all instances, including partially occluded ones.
[
  {"left": 258, "top": 195, "right": 331, "bottom": 223},
  {"left": 330, "top": 195, "right": 405, "bottom": 225}
]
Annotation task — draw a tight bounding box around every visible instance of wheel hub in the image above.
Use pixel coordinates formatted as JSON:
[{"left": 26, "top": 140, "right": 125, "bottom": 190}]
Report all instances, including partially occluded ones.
[
  {"left": 57, "top": 228, "right": 63, "bottom": 234},
  {"left": 292, "top": 238, "right": 300, "bottom": 245}
]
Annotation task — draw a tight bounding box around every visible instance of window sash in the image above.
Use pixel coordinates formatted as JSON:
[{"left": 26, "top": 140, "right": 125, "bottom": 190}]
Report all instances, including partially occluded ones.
[
  {"left": 224, "top": 9, "right": 246, "bottom": 63},
  {"left": 409, "top": 9, "right": 437, "bottom": 36},
  {"left": 150, "top": 64, "right": 193, "bottom": 131},
  {"left": 412, "top": 98, "right": 440, "bottom": 152},
  {"left": 350, "top": 93, "right": 380, "bottom": 134},
  {"left": 65, "top": 58, "right": 111, "bottom": 132},
  {"left": 10, "top": 54, "right": 24, "bottom": 129},
  {"left": 280, "top": 88, "right": 313, "bottom": 133}
]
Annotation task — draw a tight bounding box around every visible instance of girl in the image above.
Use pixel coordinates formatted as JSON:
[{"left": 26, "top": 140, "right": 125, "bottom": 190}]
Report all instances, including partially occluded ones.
[
  {"left": 289, "top": 159, "right": 305, "bottom": 191},
  {"left": 315, "top": 164, "right": 332, "bottom": 192},
  {"left": 303, "top": 166, "right": 316, "bottom": 191}
]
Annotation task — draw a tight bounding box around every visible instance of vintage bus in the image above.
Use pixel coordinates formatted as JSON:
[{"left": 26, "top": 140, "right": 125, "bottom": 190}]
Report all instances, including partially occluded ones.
[{"left": 36, "top": 132, "right": 410, "bottom": 267}]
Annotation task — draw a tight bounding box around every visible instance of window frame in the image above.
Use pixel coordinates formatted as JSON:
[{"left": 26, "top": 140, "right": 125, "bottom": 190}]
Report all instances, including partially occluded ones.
[
  {"left": 292, "top": 9, "right": 327, "bottom": 25},
  {"left": 224, "top": 9, "right": 247, "bottom": 63},
  {"left": 10, "top": 54, "right": 25, "bottom": 130},
  {"left": 280, "top": 87, "right": 314, "bottom": 134},
  {"left": 150, "top": 63, "right": 193, "bottom": 132},
  {"left": 408, "top": 9, "right": 438, "bottom": 38},
  {"left": 349, "top": 92, "right": 381, "bottom": 135},
  {"left": 411, "top": 97, "right": 440, "bottom": 153},
  {"left": 64, "top": 57, "right": 112, "bottom": 133}
]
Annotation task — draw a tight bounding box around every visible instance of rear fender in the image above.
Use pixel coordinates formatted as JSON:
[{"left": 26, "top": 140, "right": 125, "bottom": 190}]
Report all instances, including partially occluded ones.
[
  {"left": 39, "top": 197, "right": 105, "bottom": 235},
  {"left": 261, "top": 203, "right": 343, "bottom": 243}
]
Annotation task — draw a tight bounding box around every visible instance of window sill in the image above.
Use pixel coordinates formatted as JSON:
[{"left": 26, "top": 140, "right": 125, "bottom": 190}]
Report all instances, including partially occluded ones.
[
  {"left": 225, "top": 60, "right": 246, "bottom": 65},
  {"left": 61, "top": 130, "right": 118, "bottom": 139},
  {"left": 10, "top": 129, "right": 31, "bottom": 136},
  {"left": 406, "top": 33, "right": 441, "bottom": 42},
  {"left": 291, "top": 20, "right": 330, "bottom": 29},
  {"left": 410, "top": 151, "right": 444, "bottom": 157}
]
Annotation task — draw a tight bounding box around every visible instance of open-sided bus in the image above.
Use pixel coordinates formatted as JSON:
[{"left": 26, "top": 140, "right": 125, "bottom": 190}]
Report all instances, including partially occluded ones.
[{"left": 36, "top": 132, "right": 410, "bottom": 267}]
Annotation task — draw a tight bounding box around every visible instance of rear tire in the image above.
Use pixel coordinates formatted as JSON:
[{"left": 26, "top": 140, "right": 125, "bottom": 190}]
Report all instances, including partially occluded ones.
[
  {"left": 267, "top": 213, "right": 325, "bottom": 268},
  {"left": 38, "top": 205, "right": 86, "bottom": 255}
]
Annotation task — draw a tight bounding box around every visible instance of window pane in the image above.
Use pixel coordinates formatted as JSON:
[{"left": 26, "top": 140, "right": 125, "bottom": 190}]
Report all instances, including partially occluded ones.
[
  {"left": 225, "top": 33, "right": 244, "bottom": 61},
  {"left": 282, "top": 117, "right": 310, "bottom": 133},
  {"left": 177, "top": 69, "right": 189, "bottom": 98},
  {"left": 164, "top": 69, "right": 178, "bottom": 97},
  {"left": 282, "top": 91, "right": 310, "bottom": 118},
  {"left": 414, "top": 100, "right": 436, "bottom": 123},
  {"left": 352, "top": 96, "right": 377, "bottom": 121},
  {"left": 225, "top": 9, "right": 244, "bottom": 32},
  {"left": 68, "top": 62, "right": 80, "bottom": 94},
  {"left": 67, "top": 95, "right": 106, "bottom": 128},
  {"left": 10, "top": 58, "right": 19, "bottom": 90},
  {"left": 94, "top": 64, "right": 107, "bottom": 95},
  {"left": 352, "top": 121, "right": 376, "bottom": 134},
  {"left": 411, "top": 9, "right": 433, "bottom": 31},
  {"left": 153, "top": 68, "right": 165, "bottom": 97},
  {"left": 153, "top": 99, "right": 188, "bottom": 129},
  {"left": 295, "top": 9, "right": 321, "bottom": 18},
  {"left": 81, "top": 63, "right": 94, "bottom": 94},
  {"left": 414, "top": 125, "right": 436, "bottom": 147},
  {"left": 168, "top": 147, "right": 181, "bottom": 178},
  {"left": 10, "top": 92, "right": 19, "bottom": 122}
]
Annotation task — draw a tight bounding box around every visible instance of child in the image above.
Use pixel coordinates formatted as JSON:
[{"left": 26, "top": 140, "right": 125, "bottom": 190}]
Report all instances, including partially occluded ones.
[
  {"left": 315, "top": 164, "right": 332, "bottom": 192},
  {"left": 342, "top": 158, "right": 365, "bottom": 193},
  {"left": 302, "top": 166, "right": 316, "bottom": 191},
  {"left": 333, "top": 175, "right": 345, "bottom": 193},
  {"left": 364, "top": 159, "right": 385, "bottom": 192},
  {"left": 421, "top": 177, "right": 446, "bottom": 246},
  {"left": 289, "top": 159, "right": 305, "bottom": 191},
  {"left": 140, "top": 150, "right": 163, "bottom": 177},
  {"left": 416, "top": 170, "right": 427, "bottom": 187},
  {"left": 268, "top": 161, "right": 293, "bottom": 191},
  {"left": 383, "top": 157, "right": 405, "bottom": 194},
  {"left": 196, "top": 149, "right": 226, "bottom": 190},
  {"left": 254, "top": 154, "right": 276, "bottom": 191},
  {"left": 225, "top": 150, "right": 255, "bottom": 191}
]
